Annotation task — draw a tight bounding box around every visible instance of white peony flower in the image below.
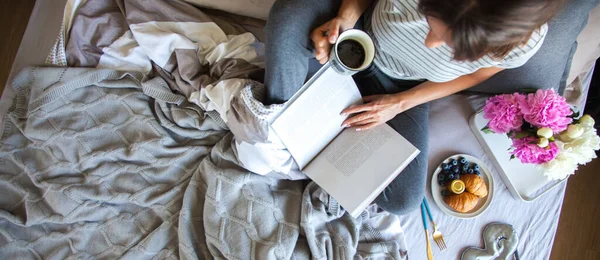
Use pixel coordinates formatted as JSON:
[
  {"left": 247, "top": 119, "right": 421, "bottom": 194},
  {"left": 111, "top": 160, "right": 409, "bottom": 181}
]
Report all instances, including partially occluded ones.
[
  {"left": 563, "top": 123, "right": 600, "bottom": 165},
  {"left": 579, "top": 114, "right": 595, "bottom": 127},
  {"left": 540, "top": 141, "right": 579, "bottom": 180},
  {"left": 566, "top": 124, "right": 584, "bottom": 138},
  {"left": 537, "top": 137, "right": 549, "bottom": 148},
  {"left": 537, "top": 127, "right": 553, "bottom": 139},
  {"left": 542, "top": 122, "right": 600, "bottom": 180}
]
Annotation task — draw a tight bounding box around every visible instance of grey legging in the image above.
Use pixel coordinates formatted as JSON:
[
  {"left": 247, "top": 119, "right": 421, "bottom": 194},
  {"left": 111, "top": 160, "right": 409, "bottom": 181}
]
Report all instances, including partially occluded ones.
[{"left": 265, "top": 0, "right": 428, "bottom": 215}]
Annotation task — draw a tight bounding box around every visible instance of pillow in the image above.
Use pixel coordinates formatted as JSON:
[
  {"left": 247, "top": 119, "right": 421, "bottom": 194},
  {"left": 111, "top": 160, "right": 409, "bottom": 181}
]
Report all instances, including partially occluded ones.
[
  {"left": 568, "top": 5, "right": 600, "bottom": 84},
  {"left": 183, "top": 0, "right": 275, "bottom": 20},
  {"left": 470, "top": 0, "right": 600, "bottom": 94}
]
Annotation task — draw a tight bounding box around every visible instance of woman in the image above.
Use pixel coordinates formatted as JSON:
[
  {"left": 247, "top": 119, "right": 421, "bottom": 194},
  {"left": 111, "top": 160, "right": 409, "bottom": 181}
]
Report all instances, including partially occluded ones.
[{"left": 264, "top": 0, "right": 564, "bottom": 215}]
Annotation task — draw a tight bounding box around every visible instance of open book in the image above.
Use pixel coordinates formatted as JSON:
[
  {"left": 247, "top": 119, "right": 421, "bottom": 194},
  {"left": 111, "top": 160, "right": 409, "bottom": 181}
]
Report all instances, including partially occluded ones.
[{"left": 271, "top": 64, "right": 420, "bottom": 218}]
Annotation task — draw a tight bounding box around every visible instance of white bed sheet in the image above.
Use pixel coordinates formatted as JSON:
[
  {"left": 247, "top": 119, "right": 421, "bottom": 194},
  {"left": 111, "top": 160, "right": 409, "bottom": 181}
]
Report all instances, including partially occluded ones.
[{"left": 1, "top": 1, "right": 566, "bottom": 259}]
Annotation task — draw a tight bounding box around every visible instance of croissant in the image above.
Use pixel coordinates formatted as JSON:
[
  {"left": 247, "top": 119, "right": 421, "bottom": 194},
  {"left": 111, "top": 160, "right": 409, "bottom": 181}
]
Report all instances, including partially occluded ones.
[
  {"left": 444, "top": 192, "right": 479, "bottom": 213},
  {"left": 460, "top": 174, "right": 488, "bottom": 198}
]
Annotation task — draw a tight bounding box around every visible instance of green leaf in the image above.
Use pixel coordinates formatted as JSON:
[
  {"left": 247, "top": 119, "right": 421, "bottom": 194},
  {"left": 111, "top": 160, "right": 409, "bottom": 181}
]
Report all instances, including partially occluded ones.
[
  {"left": 513, "top": 131, "right": 532, "bottom": 139},
  {"left": 510, "top": 155, "right": 516, "bottom": 160},
  {"left": 481, "top": 125, "right": 494, "bottom": 134}
]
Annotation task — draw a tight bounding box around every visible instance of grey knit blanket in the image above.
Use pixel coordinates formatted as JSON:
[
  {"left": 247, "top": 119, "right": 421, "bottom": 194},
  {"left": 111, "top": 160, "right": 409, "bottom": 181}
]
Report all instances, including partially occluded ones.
[
  {"left": 0, "top": 67, "right": 407, "bottom": 259},
  {"left": 1, "top": 0, "right": 408, "bottom": 258}
]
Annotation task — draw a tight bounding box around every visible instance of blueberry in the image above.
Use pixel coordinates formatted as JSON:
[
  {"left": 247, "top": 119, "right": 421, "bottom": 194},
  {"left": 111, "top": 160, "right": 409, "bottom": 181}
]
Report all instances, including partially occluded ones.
[
  {"left": 474, "top": 165, "right": 480, "bottom": 171},
  {"left": 453, "top": 168, "right": 459, "bottom": 174},
  {"left": 460, "top": 158, "right": 467, "bottom": 164},
  {"left": 451, "top": 159, "right": 458, "bottom": 166},
  {"left": 462, "top": 164, "right": 469, "bottom": 171},
  {"left": 438, "top": 174, "right": 445, "bottom": 182},
  {"left": 467, "top": 169, "right": 474, "bottom": 174},
  {"left": 453, "top": 174, "right": 460, "bottom": 180},
  {"left": 448, "top": 173, "right": 455, "bottom": 180},
  {"left": 475, "top": 170, "right": 482, "bottom": 176},
  {"left": 441, "top": 163, "right": 450, "bottom": 170},
  {"left": 441, "top": 190, "right": 451, "bottom": 196}
]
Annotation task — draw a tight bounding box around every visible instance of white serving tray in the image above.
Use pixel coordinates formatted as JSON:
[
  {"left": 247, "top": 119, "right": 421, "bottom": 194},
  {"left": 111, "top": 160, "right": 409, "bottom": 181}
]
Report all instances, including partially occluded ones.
[{"left": 469, "top": 111, "right": 567, "bottom": 202}]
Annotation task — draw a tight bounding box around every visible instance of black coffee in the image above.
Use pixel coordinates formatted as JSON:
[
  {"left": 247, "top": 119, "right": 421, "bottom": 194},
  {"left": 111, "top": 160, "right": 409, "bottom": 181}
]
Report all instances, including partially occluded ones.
[{"left": 337, "top": 39, "right": 366, "bottom": 69}]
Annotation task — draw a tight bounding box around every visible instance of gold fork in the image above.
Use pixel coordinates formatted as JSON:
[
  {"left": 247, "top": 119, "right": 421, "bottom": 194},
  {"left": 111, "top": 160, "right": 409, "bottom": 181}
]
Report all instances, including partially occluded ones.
[{"left": 423, "top": 198, "right": 447, "bottom": 251}]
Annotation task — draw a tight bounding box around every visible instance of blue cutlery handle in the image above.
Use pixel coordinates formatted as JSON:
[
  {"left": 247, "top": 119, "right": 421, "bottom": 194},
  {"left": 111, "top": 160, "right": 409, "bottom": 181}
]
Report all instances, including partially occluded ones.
[
  {"left": 421, "top": 202, "right": 428, "bottom": 231},
  {"left": 423, "top": 197, "right": 434, "bottom": 223}
]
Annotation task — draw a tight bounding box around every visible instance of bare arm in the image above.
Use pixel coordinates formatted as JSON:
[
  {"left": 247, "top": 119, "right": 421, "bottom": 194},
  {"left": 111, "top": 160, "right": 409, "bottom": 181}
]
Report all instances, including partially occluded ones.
[
  {"left": 337, "top": 0, "right": 373, "bottom": 28},
  {"left": 311, "top": 0, "right": 373, "bottom": 64},
  {"left": 341, "top": 67, "right": 504, "bottom": 130},
  {"left": 399, "top": 67, "right": 504, "bottom": 108}
]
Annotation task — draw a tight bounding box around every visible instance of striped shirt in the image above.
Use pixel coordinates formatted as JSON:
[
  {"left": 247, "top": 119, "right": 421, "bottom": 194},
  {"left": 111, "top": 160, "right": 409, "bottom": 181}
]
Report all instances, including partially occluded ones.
[{"left": 367, "top": 0, "right": 548, "bottom": 82}]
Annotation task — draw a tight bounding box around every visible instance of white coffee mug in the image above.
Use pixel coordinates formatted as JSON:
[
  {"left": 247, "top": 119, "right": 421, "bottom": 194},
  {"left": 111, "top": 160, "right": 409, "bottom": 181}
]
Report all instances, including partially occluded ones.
[{"left": 329, "top": 29, "right": 375, "bottom": 76}]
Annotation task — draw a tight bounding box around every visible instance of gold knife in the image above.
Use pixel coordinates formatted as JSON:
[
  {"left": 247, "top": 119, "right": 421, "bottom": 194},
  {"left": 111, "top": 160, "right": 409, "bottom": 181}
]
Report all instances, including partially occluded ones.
[
  {"left": 421, "top": 202, "right": 434, "bottom": 260},
  {"left": 425, "top": 230, "right": 434, "bottom": 260}
]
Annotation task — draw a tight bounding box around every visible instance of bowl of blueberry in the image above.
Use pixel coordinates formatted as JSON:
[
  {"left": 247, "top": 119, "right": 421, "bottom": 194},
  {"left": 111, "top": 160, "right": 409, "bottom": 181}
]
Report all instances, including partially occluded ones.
[{"left": 430, "top": 154, "right": 494, "bottom": 219}]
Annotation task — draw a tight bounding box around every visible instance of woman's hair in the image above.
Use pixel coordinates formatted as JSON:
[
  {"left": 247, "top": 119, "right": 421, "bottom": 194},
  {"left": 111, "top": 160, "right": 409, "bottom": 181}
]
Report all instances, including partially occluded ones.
[{"left": 418, "top": 0, "right": 566, "bottom": 61}]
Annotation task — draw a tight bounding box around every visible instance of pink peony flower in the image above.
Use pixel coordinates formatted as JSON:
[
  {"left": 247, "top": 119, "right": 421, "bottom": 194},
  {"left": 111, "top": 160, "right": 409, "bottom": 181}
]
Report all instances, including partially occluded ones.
[
  {"left": 518, "top": 89, "right": 572, "bottom": 133},
  {"left": 511, "top": 136, "right": 559, "bottom": 164},
  {"left": 483, "top": 93, "right": 525, "bottom": 133}
]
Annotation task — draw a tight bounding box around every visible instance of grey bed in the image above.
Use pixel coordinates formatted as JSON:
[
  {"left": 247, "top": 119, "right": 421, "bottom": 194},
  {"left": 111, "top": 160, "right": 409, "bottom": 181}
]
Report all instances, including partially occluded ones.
[{"left": 1, "top": 0, "right": 599, "bottom": 259}]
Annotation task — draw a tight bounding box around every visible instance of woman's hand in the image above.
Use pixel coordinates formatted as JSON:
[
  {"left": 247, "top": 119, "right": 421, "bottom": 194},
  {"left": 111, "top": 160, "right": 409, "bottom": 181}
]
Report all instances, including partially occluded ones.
[
  {"left": 310, "top": 17, "right": 355, "bottom": 64},
  {"left": 341, "top": 93, "right": 414, "bottom": 131}
]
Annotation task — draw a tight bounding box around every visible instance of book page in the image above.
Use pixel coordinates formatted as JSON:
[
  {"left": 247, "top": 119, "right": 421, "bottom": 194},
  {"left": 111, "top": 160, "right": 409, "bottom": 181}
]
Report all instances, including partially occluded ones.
[
  {"left": 303, "top": 124, "right": 420, "bottom": 218},
  {"left": 271, "top": 65, "right": 363, "bottom": 170}
]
